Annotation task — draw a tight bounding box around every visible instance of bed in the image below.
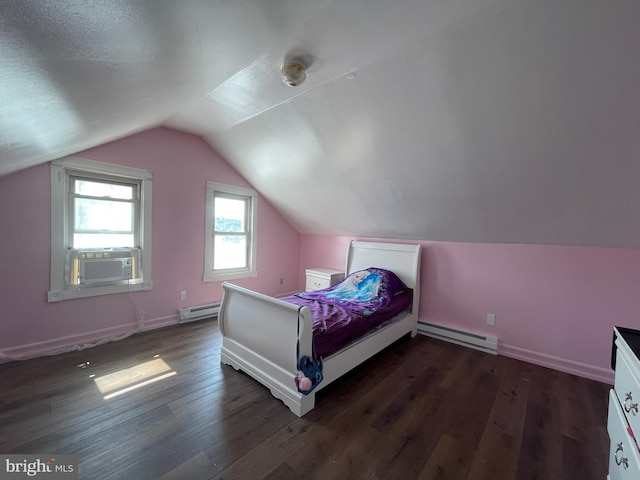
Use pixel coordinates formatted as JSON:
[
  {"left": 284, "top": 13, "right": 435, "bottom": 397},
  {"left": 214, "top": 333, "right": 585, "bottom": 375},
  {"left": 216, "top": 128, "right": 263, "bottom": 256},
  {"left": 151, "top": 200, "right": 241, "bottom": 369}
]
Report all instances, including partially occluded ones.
[{"left": 218, "top": 240, "right": 422, "bottom": 416}]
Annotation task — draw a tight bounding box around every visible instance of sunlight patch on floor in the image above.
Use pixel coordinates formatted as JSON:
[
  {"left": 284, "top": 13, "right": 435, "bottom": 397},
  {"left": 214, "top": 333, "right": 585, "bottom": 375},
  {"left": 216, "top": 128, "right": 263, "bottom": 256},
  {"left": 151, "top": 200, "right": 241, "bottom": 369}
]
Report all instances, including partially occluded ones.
[{"left": 93, "top": 358, "right": 176, "bottom": 400}]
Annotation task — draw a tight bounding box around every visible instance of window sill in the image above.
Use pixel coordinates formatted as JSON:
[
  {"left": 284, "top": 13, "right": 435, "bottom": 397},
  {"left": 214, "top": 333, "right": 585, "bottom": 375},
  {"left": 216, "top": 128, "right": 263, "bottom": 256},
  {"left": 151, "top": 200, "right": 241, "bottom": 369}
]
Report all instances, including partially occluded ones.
[
  {"left": 47, "top": 280, "right": 153, "bottom": 302},
  {"left": 203, "top": 271, "right": 258, "bottom": 283}
]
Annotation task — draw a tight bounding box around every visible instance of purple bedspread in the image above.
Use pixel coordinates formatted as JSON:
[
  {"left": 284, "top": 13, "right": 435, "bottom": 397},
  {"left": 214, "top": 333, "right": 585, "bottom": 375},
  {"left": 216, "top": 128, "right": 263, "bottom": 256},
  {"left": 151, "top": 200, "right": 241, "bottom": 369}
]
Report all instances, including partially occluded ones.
[
  {"left": 295, "top": 267, "right": 408, "bottom": 316},
  {"left": 282, "top": 290, "right": 412, "bottom": 358}
]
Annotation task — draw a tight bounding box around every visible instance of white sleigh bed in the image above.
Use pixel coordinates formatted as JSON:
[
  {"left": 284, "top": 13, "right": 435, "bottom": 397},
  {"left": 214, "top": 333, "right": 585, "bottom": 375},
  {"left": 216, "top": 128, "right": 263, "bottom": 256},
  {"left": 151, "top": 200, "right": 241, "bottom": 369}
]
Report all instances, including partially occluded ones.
[{"left": 218, "top": 240, "right": 422, "bottom": 416}]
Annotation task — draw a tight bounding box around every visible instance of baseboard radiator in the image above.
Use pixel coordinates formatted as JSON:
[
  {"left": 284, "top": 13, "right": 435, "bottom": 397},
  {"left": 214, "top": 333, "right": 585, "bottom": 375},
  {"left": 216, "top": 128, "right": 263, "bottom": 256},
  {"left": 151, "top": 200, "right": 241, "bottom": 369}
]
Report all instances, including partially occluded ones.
[
  {"left": 417, "top": 321, "right": 498, "bottom": 355},
  {"left": 178, "top": 303, "right": 220, "bottom": 323}
]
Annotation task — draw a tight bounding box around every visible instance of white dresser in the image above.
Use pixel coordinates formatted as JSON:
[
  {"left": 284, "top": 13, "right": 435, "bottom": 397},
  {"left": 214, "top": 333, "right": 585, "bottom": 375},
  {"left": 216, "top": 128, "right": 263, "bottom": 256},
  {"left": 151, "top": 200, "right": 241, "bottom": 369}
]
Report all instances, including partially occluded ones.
[
  {"left": 305, "top": 267, "right": 344, "bottom": 292},
  {"left": 608, "top": 327, "right": 640, "bottom": 480}
]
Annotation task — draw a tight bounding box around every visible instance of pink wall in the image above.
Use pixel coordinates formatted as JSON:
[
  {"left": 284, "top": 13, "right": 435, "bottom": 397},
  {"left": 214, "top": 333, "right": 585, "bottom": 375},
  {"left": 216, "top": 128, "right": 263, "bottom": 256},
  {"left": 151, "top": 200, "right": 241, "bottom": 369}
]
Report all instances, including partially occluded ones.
[
  {"left": 300, "top": 235, "right": 640, "bottom": 384},
  {"left": 0, "top": 128, "right": 300, "bottom": 359},
  {"left": 3, "top": 129, "right": 638, "bottom": 385}
]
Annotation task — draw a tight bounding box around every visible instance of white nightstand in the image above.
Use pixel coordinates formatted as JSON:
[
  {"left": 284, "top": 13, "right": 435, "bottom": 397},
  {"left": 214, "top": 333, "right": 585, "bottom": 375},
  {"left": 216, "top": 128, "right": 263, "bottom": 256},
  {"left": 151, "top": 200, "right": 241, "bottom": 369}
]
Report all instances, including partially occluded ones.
[{"left": 305, "top": 267, "right": 344, "bottom": 292}]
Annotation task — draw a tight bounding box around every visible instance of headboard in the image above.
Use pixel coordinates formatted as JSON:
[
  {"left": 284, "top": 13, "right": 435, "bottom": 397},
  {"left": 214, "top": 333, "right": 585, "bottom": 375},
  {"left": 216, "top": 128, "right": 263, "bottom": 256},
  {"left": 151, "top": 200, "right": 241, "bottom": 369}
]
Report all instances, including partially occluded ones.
[{"left": 344, "top": 241, "right": 421, "bottom": 292}]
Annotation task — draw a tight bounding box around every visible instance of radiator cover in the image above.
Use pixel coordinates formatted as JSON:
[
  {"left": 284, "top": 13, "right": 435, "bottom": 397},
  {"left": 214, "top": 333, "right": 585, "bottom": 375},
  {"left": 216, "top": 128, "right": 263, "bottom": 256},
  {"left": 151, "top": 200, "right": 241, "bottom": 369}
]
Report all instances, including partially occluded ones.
[
  {"left": 178, "top": 303, "right": 220, "bottom": 323},
  {"left": 417, "top": 321, "right": 498, "bottom": 355}
]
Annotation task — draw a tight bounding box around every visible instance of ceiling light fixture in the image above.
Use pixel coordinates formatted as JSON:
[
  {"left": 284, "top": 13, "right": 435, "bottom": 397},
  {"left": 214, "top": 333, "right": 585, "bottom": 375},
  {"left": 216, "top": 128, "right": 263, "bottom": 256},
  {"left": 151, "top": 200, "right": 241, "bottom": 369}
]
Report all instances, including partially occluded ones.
[{"left": 281, "top": 61, "right": 306, "bottom": 87}]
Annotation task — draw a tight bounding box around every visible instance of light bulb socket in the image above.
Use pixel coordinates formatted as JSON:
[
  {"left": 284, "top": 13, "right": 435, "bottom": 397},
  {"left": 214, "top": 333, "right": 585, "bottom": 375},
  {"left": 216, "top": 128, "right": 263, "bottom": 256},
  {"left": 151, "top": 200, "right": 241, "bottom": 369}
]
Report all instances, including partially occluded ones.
[{"left": 281, "top": 61, "right": 306, "bottom": 86}]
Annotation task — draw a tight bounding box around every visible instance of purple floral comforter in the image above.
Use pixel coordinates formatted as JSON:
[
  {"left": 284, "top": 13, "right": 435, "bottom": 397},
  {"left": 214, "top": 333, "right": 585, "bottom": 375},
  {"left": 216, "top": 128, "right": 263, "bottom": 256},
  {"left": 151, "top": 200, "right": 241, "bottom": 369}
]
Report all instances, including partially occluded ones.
[{"left": 282, "top": 268, "right": 413, "bottom": 357}]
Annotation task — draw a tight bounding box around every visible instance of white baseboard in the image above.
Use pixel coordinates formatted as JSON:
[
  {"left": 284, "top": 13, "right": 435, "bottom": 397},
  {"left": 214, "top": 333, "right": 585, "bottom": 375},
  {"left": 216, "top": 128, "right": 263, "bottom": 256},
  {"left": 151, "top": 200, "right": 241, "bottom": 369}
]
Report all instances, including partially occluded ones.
[
  {"left": 499, "top": 343, "right": 614, "bottom": 385},
  {"left": 0, "top": 313, "right": 180, "bottom": 362},
  {"left": 140, "top": 314, "right": 180, "bottom": 331},
  {"left": 275, "top": 290, "right": 299, "bottom": 298}
]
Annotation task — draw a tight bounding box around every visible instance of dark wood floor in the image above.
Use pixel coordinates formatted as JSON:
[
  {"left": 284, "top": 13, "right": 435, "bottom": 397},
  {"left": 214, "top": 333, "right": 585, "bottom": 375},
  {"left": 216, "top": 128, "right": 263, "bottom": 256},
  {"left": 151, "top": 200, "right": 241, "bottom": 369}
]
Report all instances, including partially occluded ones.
[{"left": 0, "top": 320, "right": 611, "bottom": 480}]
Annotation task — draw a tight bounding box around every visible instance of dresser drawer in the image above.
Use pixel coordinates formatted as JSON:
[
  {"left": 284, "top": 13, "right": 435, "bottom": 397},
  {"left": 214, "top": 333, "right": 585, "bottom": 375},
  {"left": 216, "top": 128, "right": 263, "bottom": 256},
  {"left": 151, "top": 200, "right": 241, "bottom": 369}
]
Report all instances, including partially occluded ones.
[
  {"left": 608, "top": 389, "right": 640, "bottom": 480},
  {"left": 306, "top": 276, "right": 330, "bottom": 291},
  {"left": 615, "top": 349, "right": 640, "bottom": 438}
]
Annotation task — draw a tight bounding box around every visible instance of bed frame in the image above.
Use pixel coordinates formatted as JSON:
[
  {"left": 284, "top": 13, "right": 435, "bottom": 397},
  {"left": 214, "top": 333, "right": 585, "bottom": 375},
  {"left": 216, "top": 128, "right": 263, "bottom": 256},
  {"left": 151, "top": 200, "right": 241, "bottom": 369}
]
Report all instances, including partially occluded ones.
[{"left": 218, "top": 240, "right": 422, "bottom": 416}]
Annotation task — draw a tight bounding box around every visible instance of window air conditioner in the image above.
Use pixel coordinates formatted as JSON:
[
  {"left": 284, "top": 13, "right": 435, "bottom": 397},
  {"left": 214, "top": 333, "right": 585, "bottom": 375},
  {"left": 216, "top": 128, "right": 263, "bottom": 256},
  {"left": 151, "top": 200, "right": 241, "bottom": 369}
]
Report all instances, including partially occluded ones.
[{"left": 68, "top": 248, "right": 140, "bottom": 285}]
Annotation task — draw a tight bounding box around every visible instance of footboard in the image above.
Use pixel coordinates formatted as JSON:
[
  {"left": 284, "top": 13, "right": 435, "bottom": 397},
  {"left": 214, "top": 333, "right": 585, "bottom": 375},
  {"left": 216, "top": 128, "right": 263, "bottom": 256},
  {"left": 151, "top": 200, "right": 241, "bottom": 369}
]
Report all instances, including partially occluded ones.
[{"left": 218, "top": 282, "right": 316, "bottom": 416}]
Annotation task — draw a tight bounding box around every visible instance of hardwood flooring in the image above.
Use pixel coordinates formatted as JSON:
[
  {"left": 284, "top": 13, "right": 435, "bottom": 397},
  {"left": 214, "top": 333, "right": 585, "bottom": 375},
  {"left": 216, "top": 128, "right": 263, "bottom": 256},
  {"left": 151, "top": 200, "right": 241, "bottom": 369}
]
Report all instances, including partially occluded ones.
[{"left": 0, "top": 320, "right": 611, "bottom": 479}]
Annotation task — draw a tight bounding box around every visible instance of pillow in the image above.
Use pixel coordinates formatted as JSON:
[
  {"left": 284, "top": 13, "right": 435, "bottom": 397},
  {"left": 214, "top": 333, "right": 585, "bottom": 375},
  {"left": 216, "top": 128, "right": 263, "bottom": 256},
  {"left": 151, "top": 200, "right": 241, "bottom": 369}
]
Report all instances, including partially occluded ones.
[{"left": 372, "top": 267, "right": 407, "bottom": 297}]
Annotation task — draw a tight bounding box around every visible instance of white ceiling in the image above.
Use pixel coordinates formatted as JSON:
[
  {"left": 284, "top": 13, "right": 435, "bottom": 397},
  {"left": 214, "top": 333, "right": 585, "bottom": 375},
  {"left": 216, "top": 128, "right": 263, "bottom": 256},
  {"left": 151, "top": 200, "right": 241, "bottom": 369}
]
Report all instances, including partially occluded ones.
[{"left": 2, "top": 1, "right": 640, "bottom": 247}]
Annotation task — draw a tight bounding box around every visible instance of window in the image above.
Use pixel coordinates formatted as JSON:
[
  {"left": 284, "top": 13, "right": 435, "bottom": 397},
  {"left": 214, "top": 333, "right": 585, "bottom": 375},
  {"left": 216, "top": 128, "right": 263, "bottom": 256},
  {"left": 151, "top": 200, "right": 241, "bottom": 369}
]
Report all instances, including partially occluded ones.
[
  {"left": 70, "top": 177, "right": 137, "bottom": 249},
  {"left": 204, "top": 182, "right": 257, "bottom": 282},
  {"left": 49, "top": 157, "right": 152, "bottom": 302}
]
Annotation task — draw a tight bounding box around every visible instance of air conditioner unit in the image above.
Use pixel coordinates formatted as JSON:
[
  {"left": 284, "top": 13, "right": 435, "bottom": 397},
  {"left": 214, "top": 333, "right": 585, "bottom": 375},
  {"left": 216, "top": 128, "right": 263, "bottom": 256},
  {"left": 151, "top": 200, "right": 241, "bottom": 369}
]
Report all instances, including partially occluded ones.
[{"left": 68, "top": 248, "right": 140, "bottom": 285}]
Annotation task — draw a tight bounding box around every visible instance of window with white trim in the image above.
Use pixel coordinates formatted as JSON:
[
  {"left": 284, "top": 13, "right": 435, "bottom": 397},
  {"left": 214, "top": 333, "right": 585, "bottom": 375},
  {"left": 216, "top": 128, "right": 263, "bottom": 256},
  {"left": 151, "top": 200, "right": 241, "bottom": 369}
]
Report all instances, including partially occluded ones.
[
  {"left": 204, "top": 182, "right": 257, "bottom": 282},
  {"left": 48, "top": 157, "right": 152, "bottom": 302}
]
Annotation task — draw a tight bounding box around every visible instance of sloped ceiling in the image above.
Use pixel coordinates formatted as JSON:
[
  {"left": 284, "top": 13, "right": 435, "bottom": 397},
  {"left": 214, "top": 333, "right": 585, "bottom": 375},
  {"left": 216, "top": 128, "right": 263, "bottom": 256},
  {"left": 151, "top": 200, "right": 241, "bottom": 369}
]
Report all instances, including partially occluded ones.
[{"left": 2, "top": 1, "right": 640, "bottom": 247}]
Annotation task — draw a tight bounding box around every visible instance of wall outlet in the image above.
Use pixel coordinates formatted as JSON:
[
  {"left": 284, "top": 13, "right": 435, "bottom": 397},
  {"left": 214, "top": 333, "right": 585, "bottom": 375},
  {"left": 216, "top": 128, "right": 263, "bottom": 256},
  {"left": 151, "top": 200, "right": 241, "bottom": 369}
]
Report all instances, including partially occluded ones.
[
  {"left": 279, "top": 277, "right": 284, "bottom": 285},
  {"left": 180, "top": 290, "right": 187, "bottom": 300},
  {"left": 486, "top": 313, "right": 496, "bottom": 326}
]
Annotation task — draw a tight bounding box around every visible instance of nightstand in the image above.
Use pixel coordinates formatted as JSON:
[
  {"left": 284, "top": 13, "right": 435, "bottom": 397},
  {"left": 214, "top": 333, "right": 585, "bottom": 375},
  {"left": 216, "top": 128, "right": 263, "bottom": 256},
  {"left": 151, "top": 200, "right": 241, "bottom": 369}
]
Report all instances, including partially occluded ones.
[{"left": 305, "top": 267, "right": 344, "bottom": 292}]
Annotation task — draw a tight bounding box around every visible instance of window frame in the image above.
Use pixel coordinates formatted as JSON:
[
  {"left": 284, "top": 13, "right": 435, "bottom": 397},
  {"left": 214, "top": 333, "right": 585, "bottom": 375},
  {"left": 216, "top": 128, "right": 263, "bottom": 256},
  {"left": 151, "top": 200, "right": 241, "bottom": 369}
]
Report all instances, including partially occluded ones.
[
  {"left": 48, "top": 157, "right": 153, "bottom": 302},
  {"left": 204, "top": 181, "right": 258, "bottom": 282},
  {"left": 68, "top": 173, "right": 139, "bottom": 249}
]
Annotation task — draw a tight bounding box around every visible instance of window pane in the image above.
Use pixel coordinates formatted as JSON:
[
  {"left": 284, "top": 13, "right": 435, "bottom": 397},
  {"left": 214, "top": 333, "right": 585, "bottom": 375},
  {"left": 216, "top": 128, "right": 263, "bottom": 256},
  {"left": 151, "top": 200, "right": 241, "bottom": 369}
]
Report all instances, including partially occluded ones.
[
  {"left": 214, "top": 197, "right": 245, "bottom": 232},
  {"left": 74, "top": 233, "right": 135, "bottom": 249},
  {"left": 214, "top": 235, "right": 247, "bottom": 269},
  {"left": 74, "top": 198, "right": 133, "bottom": 233},
  {"left": 75, "top": 179, "right": 133, "bottom": 199}
]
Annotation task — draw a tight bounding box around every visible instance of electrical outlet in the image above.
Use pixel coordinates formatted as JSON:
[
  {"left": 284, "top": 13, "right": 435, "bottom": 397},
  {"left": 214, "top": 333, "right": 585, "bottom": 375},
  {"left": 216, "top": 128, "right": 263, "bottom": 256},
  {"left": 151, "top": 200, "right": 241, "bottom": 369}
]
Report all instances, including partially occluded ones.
[
  {"left": 279, "top": 277, "right": 284, "bottom": 285},
  {"left": 486, "top": 314, "right": 496, "bottom": 326},
  {"left": 180, "top": 290, "right": 187, "bottom": 300}
]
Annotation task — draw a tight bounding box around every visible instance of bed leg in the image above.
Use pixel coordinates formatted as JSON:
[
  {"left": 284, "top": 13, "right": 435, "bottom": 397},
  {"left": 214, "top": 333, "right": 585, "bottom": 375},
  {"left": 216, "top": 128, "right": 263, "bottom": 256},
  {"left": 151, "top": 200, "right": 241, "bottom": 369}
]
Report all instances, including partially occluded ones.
[
  {"left": 410, "top": 327, "right": 418, "bottom": 338},
  {"left": 290, "top": 392, "right": 316, "bottom": 417}
]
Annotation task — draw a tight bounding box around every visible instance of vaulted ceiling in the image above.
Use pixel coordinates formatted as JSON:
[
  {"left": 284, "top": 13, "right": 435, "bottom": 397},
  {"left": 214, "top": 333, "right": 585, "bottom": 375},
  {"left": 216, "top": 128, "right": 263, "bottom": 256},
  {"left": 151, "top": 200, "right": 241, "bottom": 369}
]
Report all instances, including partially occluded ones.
[{"left": 2, "top": 1, "right": 640, "bottom": 247}]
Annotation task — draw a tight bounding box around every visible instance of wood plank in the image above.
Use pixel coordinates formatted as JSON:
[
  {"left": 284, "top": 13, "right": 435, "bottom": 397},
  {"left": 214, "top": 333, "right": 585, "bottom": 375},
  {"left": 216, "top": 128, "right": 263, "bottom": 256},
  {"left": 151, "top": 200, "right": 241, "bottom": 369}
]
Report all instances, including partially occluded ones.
[
  {"left": 364, "top": 347, "right": 502, "bottom": 480},
  {"left": 0, "top": 322, "right": 611, "bottom": 480},
  {"left": 417, "top": 433, "right": 466, "bottom": 480},
  {"left": 467, "top": 361, "right": 530, "bottom": 480},
  {"left": 156, "top": 452, "right": 213, "bottom": 480},
  {"left": 515, "top": 402, "right": 563, "bottom": 480}
]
